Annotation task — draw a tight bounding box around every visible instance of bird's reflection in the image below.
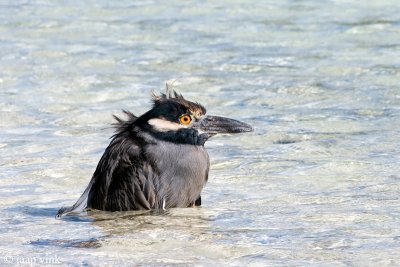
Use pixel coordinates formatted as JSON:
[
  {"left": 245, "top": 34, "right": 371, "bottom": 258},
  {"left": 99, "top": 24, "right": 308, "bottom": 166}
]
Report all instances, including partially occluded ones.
[
  {"left": 38, "top": 207, "right": 214, "bottom": 249},
  {"left": 89, "top": 207, "right": 213, "bottom": 235}
]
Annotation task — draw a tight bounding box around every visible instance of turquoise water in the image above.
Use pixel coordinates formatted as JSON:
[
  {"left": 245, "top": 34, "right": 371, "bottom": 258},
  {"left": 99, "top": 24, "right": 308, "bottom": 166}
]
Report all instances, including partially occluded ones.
[{"left": 1, "top": 1, "right": 400, "bottom": 266}]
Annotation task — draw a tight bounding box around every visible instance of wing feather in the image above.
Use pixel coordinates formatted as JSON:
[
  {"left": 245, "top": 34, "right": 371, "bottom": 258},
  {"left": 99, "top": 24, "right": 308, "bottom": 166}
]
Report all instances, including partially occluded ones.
[{"left": 56, "top": 135, "right": 158, "bottom": 217}]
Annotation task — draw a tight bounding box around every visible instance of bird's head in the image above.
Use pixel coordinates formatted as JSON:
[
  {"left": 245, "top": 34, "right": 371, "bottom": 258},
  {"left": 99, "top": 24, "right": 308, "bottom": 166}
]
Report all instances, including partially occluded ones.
[{"left": 135, "top": 90, "right": 252, "bottom": 144}]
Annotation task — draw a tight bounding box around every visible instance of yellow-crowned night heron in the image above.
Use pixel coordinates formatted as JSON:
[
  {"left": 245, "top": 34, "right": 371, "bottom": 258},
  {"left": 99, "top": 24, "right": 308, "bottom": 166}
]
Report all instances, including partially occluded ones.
[{"left": 57, "top": 89, "right": 252, "bottom": 217}]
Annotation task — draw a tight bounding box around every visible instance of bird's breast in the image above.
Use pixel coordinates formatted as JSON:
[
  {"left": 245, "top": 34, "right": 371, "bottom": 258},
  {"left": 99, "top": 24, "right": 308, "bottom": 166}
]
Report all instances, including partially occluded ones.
[{"left": 145, "top": 141, "right": 209, "bottom": 208}]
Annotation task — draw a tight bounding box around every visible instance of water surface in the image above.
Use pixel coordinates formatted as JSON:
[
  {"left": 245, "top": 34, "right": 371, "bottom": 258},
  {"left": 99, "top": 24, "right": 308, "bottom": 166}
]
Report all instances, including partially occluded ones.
[{"left": 1, "top": 1, "right": 400, "bottom": 266}]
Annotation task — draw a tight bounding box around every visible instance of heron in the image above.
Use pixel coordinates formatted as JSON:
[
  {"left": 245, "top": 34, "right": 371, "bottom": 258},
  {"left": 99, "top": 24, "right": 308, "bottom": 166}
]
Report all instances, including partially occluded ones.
[{"left": 56, "top": 88, "right": 252, "bottom": 218}]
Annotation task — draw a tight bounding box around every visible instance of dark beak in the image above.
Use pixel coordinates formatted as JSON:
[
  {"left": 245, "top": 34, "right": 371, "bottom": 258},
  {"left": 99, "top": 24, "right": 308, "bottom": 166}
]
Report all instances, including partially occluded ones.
[{"left": 193, "top": 115, "right": 253, "bottom": 135}]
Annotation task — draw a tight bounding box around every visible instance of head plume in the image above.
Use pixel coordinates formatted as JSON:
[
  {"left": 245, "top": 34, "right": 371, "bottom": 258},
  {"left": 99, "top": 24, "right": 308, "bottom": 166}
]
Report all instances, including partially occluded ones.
[
  {"left": 151, "top": 80, "right": 184, "bottom": 104},
  {"left": 151, "top": 83, "right": 206, "bottom": 115}
]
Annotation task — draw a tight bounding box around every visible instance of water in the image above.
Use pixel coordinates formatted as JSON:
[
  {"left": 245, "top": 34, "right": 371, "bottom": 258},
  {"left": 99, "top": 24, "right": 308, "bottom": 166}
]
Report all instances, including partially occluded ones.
[{"left": 1, "top": 0, "right": 400, "bottom": 266}]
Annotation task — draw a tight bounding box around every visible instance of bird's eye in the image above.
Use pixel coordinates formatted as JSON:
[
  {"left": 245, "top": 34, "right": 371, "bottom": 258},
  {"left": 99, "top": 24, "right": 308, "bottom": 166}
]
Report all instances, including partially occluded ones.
[{"left": 179, "top": 115, "right": 192, "bottom": 125}]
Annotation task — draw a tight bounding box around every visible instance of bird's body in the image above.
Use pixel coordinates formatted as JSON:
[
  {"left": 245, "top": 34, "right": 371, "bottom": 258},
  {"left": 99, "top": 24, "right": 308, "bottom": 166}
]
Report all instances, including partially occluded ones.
[{"left": 57, "top": 89, "right": 252, "bottom": 218}]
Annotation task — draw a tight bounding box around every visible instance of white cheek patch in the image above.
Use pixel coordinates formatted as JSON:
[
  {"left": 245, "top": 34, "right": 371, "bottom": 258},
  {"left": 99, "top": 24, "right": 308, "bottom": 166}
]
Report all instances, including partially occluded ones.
[{"left": 148, "top": 118, "right": 185, "bottom": 132}]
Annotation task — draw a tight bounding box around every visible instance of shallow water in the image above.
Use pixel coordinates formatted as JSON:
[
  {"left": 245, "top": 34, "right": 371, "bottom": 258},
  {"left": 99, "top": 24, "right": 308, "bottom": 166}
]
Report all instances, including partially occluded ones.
[{"left": 1, "top": 0, "right": 400, "bottom": 266}]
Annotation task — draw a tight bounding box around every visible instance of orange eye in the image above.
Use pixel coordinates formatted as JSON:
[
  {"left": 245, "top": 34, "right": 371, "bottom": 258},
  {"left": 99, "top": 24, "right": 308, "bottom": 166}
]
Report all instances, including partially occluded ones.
[{"left": 179, "top": 115, "right": 192, "bottom": 125}]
